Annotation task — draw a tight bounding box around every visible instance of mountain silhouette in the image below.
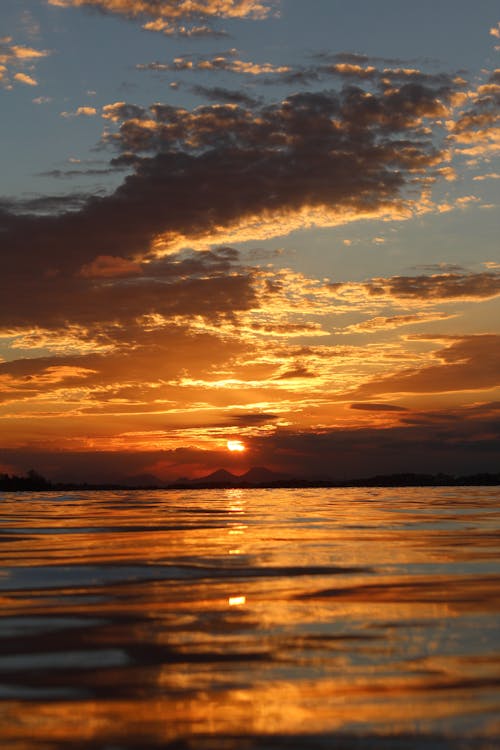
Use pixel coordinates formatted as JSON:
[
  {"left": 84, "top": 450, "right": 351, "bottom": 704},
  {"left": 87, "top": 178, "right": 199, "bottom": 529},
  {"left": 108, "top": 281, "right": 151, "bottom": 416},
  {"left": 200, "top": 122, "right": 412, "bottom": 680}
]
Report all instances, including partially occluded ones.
[
  {"left": 191, "top": 469, "right": 238, "bottom": 485},
  {"left": 187, "top": 466, "right": 288, "bottom": 486}
]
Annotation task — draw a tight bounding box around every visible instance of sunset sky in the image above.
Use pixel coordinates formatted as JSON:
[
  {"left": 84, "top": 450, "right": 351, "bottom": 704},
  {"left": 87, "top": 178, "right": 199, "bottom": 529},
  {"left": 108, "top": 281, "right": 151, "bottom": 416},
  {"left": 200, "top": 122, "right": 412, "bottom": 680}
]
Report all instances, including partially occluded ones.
[{"left": 1, "top": 0, "right": 499, "bottom": 483}]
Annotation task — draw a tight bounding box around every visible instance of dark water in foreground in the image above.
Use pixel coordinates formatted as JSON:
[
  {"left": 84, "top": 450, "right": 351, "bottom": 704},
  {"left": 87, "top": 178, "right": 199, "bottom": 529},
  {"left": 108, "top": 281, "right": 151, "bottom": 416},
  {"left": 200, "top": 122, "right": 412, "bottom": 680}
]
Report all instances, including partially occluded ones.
[{"left": 0, "top": 487, "right": 499, "bottom": 750}]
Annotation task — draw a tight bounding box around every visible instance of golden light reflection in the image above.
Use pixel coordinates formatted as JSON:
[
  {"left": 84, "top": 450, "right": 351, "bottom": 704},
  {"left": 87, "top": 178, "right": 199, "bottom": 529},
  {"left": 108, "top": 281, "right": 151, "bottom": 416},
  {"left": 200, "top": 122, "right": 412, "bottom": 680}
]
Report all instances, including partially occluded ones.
[
  {"left": 0, "top": 487, "right": 498, "bottom": 748},
  {"left": 227, "top": 439, "right": 246, "bottom": 452},
  {"left": 228, "top": 595, "right": 246, "bottom": 606}
]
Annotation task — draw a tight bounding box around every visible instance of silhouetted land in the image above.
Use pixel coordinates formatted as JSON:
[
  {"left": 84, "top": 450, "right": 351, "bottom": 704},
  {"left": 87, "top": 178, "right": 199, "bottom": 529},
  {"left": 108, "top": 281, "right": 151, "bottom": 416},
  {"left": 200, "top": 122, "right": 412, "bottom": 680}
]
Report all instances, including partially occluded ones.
[{"left": 1, "top": 469, "right": 499, "bottom": 492}]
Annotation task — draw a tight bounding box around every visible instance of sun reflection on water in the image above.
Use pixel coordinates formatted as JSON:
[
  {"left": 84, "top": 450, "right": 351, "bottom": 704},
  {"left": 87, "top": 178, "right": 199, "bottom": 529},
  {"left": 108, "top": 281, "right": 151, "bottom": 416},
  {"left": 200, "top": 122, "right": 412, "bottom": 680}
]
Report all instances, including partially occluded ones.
[{"left": 0, "top": 487, "right": 498, "bottom": 749}]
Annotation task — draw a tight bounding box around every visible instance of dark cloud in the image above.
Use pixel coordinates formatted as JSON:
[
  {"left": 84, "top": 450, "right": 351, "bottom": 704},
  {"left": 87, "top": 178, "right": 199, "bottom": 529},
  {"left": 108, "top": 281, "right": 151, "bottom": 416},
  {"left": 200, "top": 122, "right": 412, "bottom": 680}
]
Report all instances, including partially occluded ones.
[
  {"left": 330, "top": 271, "right": 500, "bottom": 302},
  {"left": 312, "top": 52, "right": 416, "bottom": 66},
  {"left": 276, "top": 364, "right": 316, "bottom": 379},
  {"left": 166, "top": 26, "right": 228, "bottom": 39},
  {"left": 136, "top": 52, "right": 289, "bottom": 76},
  {"left": 229, "top": 412, "right": 278, "bottom": 424},
  {"left": 104, "top": 84, "right": 454, "bottom": 156},
  {"left": 1, "top": 81, "right": 456, "bottom": 331},
  {"left": 448, "top": 69, "right": 500, "bottom": 157},
  {"left": 190, "top": 84, "right": 260, "bottom": 107},
  {"left": 0, "top": 246, "right": 257, "bottom": 329},
  {"left": 36, "top": 167, "right": 125, "bottom": 178},
  {"left": 364, "top": 272, "right": 500, "bottom": 301},
  {"left": 350, "top": 403, "right": 408, "bottom": 412},
  {"left": 0, "top": 193, "right": 93, "bottom": 215},
  {"left": 355, "top": 335, "right": 500, "bottom": 397},
  {"left": 252, "top": 403, "right": 500, "bottom": 478},
  {"left": 452, "top": 69, "right": 500, "bottom": 134},
  {"left": 411, "top": 263, "right": 467, "bottom": 273},
  {"left": 140, "top": 49, "right": 456, "bottom": 93}
]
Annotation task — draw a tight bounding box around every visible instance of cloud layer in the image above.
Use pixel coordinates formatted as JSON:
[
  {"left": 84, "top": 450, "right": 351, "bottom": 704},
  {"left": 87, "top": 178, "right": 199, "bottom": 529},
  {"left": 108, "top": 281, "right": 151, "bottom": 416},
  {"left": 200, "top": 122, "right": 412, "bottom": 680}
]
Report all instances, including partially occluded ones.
[
  {"left": 1, "top": 5, "right": 499, "bottom": 481},
  {"left": 48, "top": 0, "right": 276, "bottom": 36}
]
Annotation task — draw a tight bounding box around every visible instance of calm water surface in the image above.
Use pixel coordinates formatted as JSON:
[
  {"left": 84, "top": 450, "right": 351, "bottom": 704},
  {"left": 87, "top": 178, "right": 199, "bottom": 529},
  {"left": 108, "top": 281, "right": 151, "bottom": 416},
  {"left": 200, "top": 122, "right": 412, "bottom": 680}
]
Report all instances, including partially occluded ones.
[{"left": 0, "top": 487, "right": 499, "bottom": 749}]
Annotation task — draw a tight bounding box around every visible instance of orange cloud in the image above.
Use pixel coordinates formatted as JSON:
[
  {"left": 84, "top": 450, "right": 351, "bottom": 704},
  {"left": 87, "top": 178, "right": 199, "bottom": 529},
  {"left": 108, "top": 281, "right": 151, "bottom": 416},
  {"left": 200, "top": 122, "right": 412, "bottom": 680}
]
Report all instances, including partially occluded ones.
[
  {"left": 48, "top": 0, "right": 276, "bottom": 36},
  {"left": 140, "top": 54, "right": 290, "bottom": 75},
  {"left": 449, "top": 70, "right": 500, "bottom": 158},
  {"left": 331, "top": 271, "right": 500, "bottom": 305},
  {"left": 354, "top": 335, "right": 500, "bottom": 397},
  {"left": 61, "top": 106, "right": 98, "bottom": 117},
  {"left": 13, "top": 72, "right": 38, "bottom": 86},
  {"left": 48, "top": 0, "right": 275, "bottom": 19},
  {"left": 340, "top": 312, "right": 456, "bottom": 334},
  {"left": 489, "top": 23, "right": 500, "bottom": 39},
  {"left": 79, "top": 255, "right": 142, "bottom": 278},
  {"left": 0, "top": 37, "right": 49, "bottom": 88}
]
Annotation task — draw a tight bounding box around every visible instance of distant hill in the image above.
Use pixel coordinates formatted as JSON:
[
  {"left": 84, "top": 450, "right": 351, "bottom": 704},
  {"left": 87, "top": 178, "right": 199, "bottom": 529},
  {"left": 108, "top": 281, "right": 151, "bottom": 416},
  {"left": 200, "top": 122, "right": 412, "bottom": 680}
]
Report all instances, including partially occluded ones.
[
  {"left": 166, "top": 468, "right": 500, "bottom": 490},
  {"left": 184, "top": 466, "right": 289, "bottom": 487},
  {"left": 126, "top": 473, "right": 165, "bottom": 487},
  {"left": 191, "top": 469, "right": 238, "bottom": 485}
]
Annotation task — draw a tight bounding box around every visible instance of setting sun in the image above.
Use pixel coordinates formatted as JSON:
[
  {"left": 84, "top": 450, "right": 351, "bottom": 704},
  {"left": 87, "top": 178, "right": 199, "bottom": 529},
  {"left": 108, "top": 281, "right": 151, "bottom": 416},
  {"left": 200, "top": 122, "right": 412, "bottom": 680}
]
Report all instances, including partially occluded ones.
[{"left": 227, "top": 440, "right": 246, "bottom": 452}]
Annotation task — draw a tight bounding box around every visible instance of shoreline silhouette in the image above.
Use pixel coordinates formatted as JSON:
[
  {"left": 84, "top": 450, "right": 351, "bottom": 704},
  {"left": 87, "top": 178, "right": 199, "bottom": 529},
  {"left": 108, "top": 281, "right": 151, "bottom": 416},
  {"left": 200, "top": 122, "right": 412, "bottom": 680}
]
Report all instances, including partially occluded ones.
[{"left": 1, "top": 468, "right": 499, "bottom": 492}]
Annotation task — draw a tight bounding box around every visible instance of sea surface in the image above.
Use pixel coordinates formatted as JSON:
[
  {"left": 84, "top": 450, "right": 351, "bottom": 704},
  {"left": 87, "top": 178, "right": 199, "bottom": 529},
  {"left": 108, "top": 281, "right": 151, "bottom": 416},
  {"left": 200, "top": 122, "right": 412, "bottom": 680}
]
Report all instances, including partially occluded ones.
[{"left": 0, "top": 486, "right": 499, "bottom": 750}]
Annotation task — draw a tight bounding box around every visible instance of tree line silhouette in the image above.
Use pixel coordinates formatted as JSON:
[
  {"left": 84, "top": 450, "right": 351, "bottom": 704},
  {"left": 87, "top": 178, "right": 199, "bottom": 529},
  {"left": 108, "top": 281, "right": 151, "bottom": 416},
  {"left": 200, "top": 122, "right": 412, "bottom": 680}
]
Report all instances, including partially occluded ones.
[
  {"left": 0, "top": 469, "right": 53, "bottom": 491},
  {"left": 0, "top": 469, "right": 499, "bottom": 492}
]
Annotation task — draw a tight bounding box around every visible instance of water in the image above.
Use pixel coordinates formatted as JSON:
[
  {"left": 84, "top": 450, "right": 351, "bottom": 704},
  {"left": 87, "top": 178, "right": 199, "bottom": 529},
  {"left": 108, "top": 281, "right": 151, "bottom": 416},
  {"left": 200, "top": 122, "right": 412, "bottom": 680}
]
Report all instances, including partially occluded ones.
[{"left": 0, "top": 487, "right": 499, "bottom": 750}]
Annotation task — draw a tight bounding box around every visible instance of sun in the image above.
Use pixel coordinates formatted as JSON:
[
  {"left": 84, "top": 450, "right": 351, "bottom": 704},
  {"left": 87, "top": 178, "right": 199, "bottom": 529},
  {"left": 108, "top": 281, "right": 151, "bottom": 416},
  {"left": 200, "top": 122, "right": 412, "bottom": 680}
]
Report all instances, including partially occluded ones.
[{"left": 227, "top": 439, "right": 246, "bottom": 452}]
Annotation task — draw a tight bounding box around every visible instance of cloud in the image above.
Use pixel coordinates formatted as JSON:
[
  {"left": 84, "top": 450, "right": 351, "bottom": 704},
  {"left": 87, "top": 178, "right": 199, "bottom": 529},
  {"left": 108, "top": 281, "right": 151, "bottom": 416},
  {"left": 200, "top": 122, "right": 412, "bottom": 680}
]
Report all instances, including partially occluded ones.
[
  {"left": 354, "top": 335, "right": 500, "bottom": 397},
  {"left": 366, "top": 272, "right": 500, "bottom": 301},
  {"left": 253, "top": 402, "right": 500, "bottom": 478},
  {"left": 252, "top": 56, "right": 459, "bottom": 90},
  {"left": 473, "top": 172, "right": 500, "bottom": 181},
  {"left": 90, "top": 85, "right": 455, "bottom": 245},
  {"left": 340, "top": 312, "right": 456, "bottom": 334},
  {"left": 190, "top": 84, "right": 260, "bottom": 107},
  {"left": 60, "top": 106, "right": 98, "bottom": 117},
  {"left": 47, "top": 0, "right": 275, "bottom": 20},
  {"left": 13, "top": 72, "right": 38, "bottom": 86},
  {"left": 350, "top": 403, "right": 408, "bottom": 412},
  {"left": 0, "top": 37, "right": 50, "bottom": 88},
  {"left": 275, "top": 363, "right": 317, "bottom": 379},
  {"left": 136, "top": 52, "right": 459, "bottom": 92},
  {"left": 0, "top": 193, "right": 94, "bottom": 215},
  {"left": 102, "top": 84, "right": 456, "bottom": 162},
  {"left": 78, "top": 255, "right": 142, "bottom": 278},
  {"left": 36, "top": 166, "right": 124, "bottom": 178},
  {"left": 0, "top": 247, "right": 258, "bottom": 330},
  {"left": 331, "top": 271, "right": 500, "bottom": 305},
  {"left": 448, "top": 69, "right": 500, "bottom": 158},
  {"left": 136, "top": 53, "right": 290, "bottom": 76},
  {"left": 0, "top": 79, "right": 461, "bottom": 320},
  {"left": 229, "top": 412, "right": 278, "bottom": 424},
  {"left": 141, "top": 20, "right": 228, "bottom": 37},
  {"left": 48, "top": 0, "right": 276, "bottom": 37}
]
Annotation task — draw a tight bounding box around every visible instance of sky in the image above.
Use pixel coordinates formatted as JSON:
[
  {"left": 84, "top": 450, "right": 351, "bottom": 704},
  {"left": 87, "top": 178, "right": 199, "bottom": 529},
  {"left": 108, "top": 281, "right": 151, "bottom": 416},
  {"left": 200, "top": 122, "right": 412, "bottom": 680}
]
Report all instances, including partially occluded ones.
[{"left": 0, "top": 0, "right": 499, "bottom": 483}]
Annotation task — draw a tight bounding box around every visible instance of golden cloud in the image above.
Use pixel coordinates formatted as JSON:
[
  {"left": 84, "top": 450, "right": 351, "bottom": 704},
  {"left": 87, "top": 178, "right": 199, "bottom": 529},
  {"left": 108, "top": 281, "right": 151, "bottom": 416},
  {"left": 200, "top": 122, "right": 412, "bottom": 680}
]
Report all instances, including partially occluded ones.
[
  {"left": 48, "top": 0, "right": 276, "bottom": 36},
  {"left": 0, "top": 37, "right": 49, "bottom": 88}
]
